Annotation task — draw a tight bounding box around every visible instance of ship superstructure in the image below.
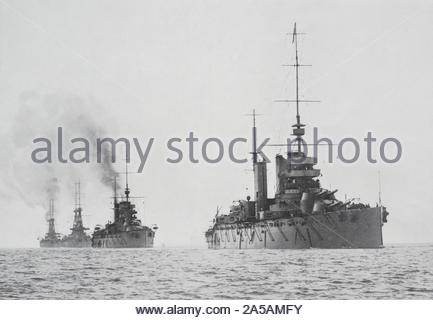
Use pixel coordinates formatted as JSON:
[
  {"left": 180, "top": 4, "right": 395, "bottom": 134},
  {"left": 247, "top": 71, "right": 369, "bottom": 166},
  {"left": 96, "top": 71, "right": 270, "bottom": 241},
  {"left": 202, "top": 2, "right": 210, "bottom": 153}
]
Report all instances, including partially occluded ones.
[
  {"left": 205, "top": 24, "right": 389, "bottom": 249},
  {"left": 60, "top": 182, "right": 92, "bottom": 247},
  {"left": 39, "top": 199, "right": 62, "bottom": 248},
  {"left": 91, "top": 173, "right": 156, "bottom": 248}
]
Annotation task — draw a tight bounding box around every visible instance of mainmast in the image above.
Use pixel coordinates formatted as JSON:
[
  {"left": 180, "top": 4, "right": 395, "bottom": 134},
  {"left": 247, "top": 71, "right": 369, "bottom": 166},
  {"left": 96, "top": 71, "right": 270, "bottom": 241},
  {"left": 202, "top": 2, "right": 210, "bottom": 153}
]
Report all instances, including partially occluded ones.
[
  {"left": 47, "top": 199, "right": 54, "bottom": 220},
  {"left": 378, "top": 170, "right": 382, "bottom": 209},
  {"left": 113, "top": 175, "right": 120, "bottom": 222},
  {"left": 78, "top": 181, "right": 81, "bottom": 209},
  {"left": 71, "top": 181, "right": 87, "bottom": 232},
  {"left": 125, "top": 161, "right": 130, "bottom": 202},
  {"left": 252, "top": 109, "right": 258, "bottom": 164},
  {"left": 46, "top": 199, "right": 57, "bottom": 237},
  {"left": 291, "top": 23, "right": 306, "bottom": 154},
  {"left": 73, "top": 181, "right": 82, "bottom": 215},
  {"left": 294, "top": 23, "right": 301, "bottom": 130},
  {"left": 74, "top": 181, "right": 82, "bottom": 211},
  {"left": 276, "top": 23, "right": 319, "bottom": 155},
  {"left": 74, "top": 182, "right": 77, "bottom": 210}
]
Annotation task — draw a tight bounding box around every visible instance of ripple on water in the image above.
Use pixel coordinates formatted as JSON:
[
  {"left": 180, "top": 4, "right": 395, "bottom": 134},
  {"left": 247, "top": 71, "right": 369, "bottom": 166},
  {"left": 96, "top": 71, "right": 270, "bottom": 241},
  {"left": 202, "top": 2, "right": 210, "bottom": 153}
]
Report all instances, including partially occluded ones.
[{"left": 0, "top": 245, "right": 432, "bottom": 299}]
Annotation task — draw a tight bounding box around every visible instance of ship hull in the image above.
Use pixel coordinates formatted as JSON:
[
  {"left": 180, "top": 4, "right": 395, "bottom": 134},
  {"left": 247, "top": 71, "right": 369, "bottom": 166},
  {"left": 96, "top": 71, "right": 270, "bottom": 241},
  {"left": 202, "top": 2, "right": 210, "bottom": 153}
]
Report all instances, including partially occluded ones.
[
  {"left": 39, "top": 240, "right": 62, "bottom": 248},
  {"left": 60, "top": 239, "right": 92, "bottom": 248},
  {"left": 206, "top": 207, "right": 383, "bottom": 249},
  {"left": 91, "top": 230, "right": 154, "bottom": 248}
]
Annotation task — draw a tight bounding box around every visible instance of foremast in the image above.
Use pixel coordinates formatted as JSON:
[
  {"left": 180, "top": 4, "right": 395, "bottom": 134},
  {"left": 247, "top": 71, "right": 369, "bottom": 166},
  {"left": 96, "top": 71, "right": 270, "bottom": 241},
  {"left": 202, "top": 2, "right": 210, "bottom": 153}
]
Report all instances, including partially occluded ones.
[
  {"left": 45, "top": 199, "right": 59, "bottom": 240},
  {"left": 70, "top": 181, "right": 89, "bottom": 235}
]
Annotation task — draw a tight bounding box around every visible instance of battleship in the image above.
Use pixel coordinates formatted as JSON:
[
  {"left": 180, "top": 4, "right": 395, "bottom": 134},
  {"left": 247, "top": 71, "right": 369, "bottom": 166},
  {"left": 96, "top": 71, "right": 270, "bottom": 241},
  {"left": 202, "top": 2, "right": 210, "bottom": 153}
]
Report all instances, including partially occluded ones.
[
  {"left": 91, "top": 173, "right": 157, "bottom": 248},
  {"left": 60, "top": 182, "right": 92, "bottom": 247},
  {"left": 205, "top": 24, "right": 389, "bottom": 249},
  {"left": 39, "top": 199, "right": 62, "bottom": 248}
]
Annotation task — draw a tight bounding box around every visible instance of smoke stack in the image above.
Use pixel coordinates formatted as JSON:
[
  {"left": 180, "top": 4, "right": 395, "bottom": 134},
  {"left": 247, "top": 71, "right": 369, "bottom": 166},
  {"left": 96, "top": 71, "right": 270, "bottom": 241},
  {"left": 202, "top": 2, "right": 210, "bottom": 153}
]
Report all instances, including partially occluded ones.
[{"left": 254, "top": 162, "right": 268, "bottom": 212}]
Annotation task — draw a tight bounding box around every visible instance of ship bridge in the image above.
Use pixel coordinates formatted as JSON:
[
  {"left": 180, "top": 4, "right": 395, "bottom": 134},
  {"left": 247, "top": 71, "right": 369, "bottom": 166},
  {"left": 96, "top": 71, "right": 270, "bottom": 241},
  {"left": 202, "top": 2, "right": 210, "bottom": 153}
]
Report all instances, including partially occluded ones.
[{"left": 276, "top": 154, "right": 321, "bottom": 178}]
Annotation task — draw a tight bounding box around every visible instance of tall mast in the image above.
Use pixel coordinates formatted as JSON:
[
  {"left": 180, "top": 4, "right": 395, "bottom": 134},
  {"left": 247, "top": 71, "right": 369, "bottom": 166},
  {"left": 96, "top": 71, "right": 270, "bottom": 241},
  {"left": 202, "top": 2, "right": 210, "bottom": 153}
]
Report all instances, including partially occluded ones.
[
  {"left": 113, "top": 175, "right": 119, "bottom": 222},
  {"left": 294, "top": 23, "right": 300, "bottom": 129},
  {"left": 378, "top": 170, "right": 382, "bottom": 207},
  {"left": 126, "top": 161, "right": 128, "bottom": 188},
  {"left": 292, "top": 22, "right": 303, "bottom": 154},
  {"left": 78, "top": 181, "right": 81, "bottom": 209},
  {"left": 74, "top": 181, "right": 81, "bottom": 211},
  {"left": 74, "top": 183, "right": 77, "bottom": 210},
  {"left": 125, "top": 161, "right": 130, "bottom": 202},
  {"left": 276, "top": 23, "right": 319, "bottom": 155},
  {"left": 48, "top": 199, "right": 56, "bottom": 236},
  {"left": 252, "top": 109, "right": 257, "bottom": 165}
]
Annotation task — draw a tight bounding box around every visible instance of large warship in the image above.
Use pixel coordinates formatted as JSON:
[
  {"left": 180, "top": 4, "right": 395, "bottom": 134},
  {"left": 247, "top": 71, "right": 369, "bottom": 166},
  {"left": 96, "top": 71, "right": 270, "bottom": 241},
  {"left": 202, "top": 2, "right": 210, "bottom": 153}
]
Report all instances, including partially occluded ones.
[
  {"left": 205, "top": 24, "right": 389, "bottom": 249},
  {"left": 39, "top": 199, "right": 62, "bottom": 248},
  {"left": 91, "top": 174, "right": 157, "bottom": 248},
  {"left": 60, "top": 182, "right": 92, "bottom": 247}
]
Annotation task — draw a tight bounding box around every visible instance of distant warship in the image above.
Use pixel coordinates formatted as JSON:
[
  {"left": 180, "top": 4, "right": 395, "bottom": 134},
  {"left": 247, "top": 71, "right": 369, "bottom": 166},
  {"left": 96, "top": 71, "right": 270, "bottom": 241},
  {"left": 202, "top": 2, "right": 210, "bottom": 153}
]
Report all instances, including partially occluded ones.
[
  {"left": 205, "top": 24, "right": 389, "bottom": 249},
  {"left": 60, "top": 182, "right": 92, "bottom": 247},
  {"left": 91, "top": 172, "right": 157, "bottom": 248},
  {"left": 39, "top": 199, "right": 62, "bottom": 248}
]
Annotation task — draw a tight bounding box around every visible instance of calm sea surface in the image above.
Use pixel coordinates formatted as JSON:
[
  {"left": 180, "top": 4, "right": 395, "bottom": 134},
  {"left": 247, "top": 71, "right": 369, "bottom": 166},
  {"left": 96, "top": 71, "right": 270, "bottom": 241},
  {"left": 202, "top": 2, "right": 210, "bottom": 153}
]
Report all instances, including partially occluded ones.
[{"left": 0, "top": 244, "right": 432, "bottom": 299}]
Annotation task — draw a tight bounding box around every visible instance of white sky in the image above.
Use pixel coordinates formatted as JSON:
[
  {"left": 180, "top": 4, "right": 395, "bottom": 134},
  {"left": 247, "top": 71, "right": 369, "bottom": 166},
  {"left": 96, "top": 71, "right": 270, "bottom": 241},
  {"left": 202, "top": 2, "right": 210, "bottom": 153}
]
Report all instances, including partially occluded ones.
[{"left": 0, "top": 0, "right": 432, "bottom": 247}]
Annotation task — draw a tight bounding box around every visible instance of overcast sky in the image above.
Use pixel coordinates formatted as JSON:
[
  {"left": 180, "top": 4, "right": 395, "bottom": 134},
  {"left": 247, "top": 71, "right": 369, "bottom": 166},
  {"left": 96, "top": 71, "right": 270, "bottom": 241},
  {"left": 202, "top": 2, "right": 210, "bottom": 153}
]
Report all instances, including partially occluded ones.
[{"left": 0, "top": 0, "right": 432, "bottom": 247}]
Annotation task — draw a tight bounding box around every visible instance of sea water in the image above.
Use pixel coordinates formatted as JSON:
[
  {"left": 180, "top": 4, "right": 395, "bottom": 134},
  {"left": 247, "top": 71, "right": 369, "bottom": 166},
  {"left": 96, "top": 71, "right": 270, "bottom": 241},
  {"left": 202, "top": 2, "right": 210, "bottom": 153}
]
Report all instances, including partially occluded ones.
[{"left": 0, "top": 244, "right": 432, "bottom": 299}]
